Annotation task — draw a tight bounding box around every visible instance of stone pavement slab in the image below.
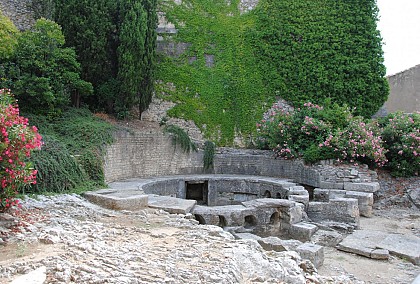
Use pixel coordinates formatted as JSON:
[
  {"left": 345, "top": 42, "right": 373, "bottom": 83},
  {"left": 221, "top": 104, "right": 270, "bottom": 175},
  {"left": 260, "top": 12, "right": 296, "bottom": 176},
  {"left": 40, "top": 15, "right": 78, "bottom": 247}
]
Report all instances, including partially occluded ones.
[
  {"left": 337, "top": 230, "right": 420, "bottom": 264},
  {"left": 147, "top": 195, "right": 196, "bottom": 214}
]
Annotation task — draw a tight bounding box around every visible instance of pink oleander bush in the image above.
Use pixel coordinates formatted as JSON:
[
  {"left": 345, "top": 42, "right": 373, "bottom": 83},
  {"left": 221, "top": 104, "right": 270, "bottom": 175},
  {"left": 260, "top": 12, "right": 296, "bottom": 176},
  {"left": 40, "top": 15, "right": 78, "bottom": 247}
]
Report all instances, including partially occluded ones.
[
  {"left": 0, "top": 89, "right": 42, "bottom": 211},
  {"left": 380, "top": 111, "right": 419, "bottom": 177},
  {"left": 256, "top": 100, "right": 388, "bottom": 168}
]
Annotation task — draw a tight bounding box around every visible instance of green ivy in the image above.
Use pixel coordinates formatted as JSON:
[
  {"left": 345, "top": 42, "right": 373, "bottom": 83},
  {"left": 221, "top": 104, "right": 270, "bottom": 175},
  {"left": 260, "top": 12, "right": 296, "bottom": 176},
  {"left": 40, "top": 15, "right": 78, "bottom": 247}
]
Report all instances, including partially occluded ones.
[
  {"left": 251, "top": 0, "right": 389, "bottom": 118},
  {"left": 158, "top": 0, "right": 388, "bottom": 145},
  {"left": 157, "top": 0, "right": 272, "bottom": 145}
]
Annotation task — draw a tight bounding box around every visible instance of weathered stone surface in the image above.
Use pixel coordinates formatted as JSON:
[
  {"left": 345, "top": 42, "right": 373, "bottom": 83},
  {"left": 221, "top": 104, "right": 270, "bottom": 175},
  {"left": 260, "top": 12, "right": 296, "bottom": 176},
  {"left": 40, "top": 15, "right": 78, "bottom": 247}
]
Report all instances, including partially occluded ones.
[
  {"left": 408, "top": 188, "right": 420, "bottom": 209},
  {"left": 84, "top": 189, "right": 148, "bottom": 211},
  {"left": 234, "top": 232, "right": 262, "bottom": 241},
  {"left": 289, "top": 222, "right": 318, "bottom": 241},
  {"left": 371, "top": 249, "right": 390, "bottom": 260},
  {"left": 379, "top": 234, "right": 420, "bottom": 265},
  {"left": 242, "top": 198, "right": 296, "bottom": 209},
  {"left": 337, "top": 230, "right": 420, "bottom": 263},
  {"left": 310, "top": 229, "right": 343, "bottom": 247},
  {"left": 10, "top": 266, "right": 46, "bottom": 284},
  {"left": 288, "top": 195, "right": 309, "bottom": 208},
  {"left": 148, "top": 195, "right": 196, "bottom": 214},
  {"left": 296, "top": 243, "right": 324, "bottom": 268},
  {"left": 193, "top": 205, "right": 253, "bottom": 226},
  {"left": 313, "top": 188, "right": 330, "bottom": 202},
  {"left": 345, "top": 191, "right": 374, "bottom": 217},
  {"left": 308, "top": 198, "right": 360, "bottom": 228},
  {"left": 257, "top": 236, "right": 303, "bottom": 253},
  {"left": 344, "top": 182, "right": 380, "bottom": 193}
]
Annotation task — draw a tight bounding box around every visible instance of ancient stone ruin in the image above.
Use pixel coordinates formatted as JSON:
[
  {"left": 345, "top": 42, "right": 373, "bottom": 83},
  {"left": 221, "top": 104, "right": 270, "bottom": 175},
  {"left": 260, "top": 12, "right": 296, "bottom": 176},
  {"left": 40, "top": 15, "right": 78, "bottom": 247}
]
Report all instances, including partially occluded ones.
[{"left": 83, "top": 130, "right": 400, "bottom": 269}]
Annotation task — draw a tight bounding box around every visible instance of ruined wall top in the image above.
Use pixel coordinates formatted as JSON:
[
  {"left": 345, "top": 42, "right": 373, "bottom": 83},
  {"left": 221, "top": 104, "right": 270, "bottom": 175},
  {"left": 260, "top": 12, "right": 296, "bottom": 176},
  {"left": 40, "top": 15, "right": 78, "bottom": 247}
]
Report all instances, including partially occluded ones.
[{"left": 0, "top": 0, "right": 34, "bottom": 30}]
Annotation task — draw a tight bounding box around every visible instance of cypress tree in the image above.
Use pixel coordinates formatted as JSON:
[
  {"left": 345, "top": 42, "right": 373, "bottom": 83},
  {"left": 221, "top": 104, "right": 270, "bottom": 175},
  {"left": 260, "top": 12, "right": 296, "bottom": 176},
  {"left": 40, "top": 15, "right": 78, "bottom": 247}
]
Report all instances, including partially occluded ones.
[
  {"left": 139, "top": 0, "right": 157, "bottom": 117},
  {"left": 116, "top": 0, "right": 147, "bottom": 117}
]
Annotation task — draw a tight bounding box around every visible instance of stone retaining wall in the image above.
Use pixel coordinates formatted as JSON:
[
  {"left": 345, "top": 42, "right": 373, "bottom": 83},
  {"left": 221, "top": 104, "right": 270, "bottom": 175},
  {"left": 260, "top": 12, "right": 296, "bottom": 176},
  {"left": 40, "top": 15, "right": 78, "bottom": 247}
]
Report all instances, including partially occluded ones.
[
  {"left": 104, "top": 131, "right": 378, "bottom": 190},
  {"left": 104, "top": 130, "right": 204, "bottom": 182}
]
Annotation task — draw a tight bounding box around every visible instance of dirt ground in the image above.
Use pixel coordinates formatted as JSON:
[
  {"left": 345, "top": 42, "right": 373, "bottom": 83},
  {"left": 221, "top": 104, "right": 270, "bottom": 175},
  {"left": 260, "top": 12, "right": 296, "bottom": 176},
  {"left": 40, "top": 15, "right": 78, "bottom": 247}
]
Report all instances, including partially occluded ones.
[{"left": 319, "top": 209, "right": 420, "bottom": 284}]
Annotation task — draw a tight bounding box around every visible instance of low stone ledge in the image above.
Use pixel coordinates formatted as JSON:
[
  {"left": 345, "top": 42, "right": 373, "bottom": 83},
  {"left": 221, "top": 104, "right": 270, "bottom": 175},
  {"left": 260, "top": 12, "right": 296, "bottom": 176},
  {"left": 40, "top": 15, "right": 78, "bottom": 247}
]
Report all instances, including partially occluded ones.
[
  {"left": 83, "top": 190, "right": 148, "bottom": 211},
  {"left": 344, "top": 182, "right": 380, "bottom": 193}
]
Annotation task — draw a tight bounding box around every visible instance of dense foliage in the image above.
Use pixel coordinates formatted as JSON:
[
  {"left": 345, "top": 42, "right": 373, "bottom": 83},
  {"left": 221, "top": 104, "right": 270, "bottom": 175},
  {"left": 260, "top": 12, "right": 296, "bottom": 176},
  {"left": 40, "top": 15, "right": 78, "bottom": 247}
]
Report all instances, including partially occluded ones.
[
  {"left": 251, "top": 0, "right": 389, "bottom": 118},
  {"left": 0, "top": 89, "right": 42, "bottom": 211},
  {"left": 380, "top": 112, "right": 420, "bottom": 177},
  {"left": 158, "top": 0, "right": 268, "bottom": 145},
  {"left": 163, "top": 124, "right": 197, "bottom": 153},
  {"left": 257, "top": 101, "right": 419, "bottom": 177},
  {"left": 26, "top": 108, "right": 115, "bottom": 193},
  {"left": 158, "top": 0, "right": 388, "bottom": 144},
  {"left": 0, "top": 18, "right": 93, "bottom": 116},
  {"left": 52, "top": 0, "right": 157, "bottom": 116},
  {"left": 0, "top": 11, "right": 18, "bottom": 60}
]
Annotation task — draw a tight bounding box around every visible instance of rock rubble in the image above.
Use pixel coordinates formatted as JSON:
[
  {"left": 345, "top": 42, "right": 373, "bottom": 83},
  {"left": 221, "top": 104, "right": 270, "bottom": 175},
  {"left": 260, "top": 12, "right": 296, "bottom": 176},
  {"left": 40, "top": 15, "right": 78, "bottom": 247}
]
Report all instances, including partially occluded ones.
[{"left": 0, "top": 194, "right": 361, "bottom": 283}]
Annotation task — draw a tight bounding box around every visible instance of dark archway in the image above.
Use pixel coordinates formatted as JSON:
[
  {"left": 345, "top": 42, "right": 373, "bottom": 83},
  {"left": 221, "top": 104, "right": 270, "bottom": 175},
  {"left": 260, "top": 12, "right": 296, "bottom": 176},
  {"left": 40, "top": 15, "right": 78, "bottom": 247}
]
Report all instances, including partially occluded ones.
[
  {"left": 244, "top": 215, "right": 257, "bottom": 228},
  {"left": 218, "top": 215, "right": 227, "bottom": 227},
  {"left": 264, "top": 190, "right": 271, "bottom": 198},
  {"left": 195, "top": 214, "right": 206, "bottom": 224}
]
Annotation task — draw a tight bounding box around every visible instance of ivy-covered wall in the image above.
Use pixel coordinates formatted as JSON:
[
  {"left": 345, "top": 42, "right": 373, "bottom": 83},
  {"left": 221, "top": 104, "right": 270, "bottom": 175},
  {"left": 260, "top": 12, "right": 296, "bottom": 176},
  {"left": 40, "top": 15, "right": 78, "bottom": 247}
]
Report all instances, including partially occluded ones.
[
  {"left": 157, "top": 0, "right": 389, "bottom": 145},
  {"left": 157, "top": 0, "right": 272, "bottom": 146}
]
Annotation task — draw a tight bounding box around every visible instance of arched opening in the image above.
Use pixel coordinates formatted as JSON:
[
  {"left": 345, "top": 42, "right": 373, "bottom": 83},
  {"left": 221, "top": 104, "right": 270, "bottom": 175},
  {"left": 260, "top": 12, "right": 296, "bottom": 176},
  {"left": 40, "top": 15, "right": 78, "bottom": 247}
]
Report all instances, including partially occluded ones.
[
  {"left": 264, "top": 190, "right": 271, "bottom": 198},
  {"left": 218, "top": 215, "right": 227, "bottom": 228},
  {"left": 269, "top": 212, "right": 280, "bottom": 226},
  {"left": 244, "top": 215, "right": 257, "bottom": 228},
  {"left": 195, "top": 214, "right": 206, "bottom": 225},
  {"left": 276, "top": 192, "right": 281, "bottom": 199}
]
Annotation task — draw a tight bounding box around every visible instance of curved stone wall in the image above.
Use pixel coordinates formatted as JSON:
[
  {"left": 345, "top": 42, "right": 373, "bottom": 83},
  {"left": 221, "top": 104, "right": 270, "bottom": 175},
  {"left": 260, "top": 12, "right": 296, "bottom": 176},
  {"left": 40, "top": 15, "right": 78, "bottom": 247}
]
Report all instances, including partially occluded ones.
[{"left": 104, "top": 130, "right": 378, "bottom": 192}]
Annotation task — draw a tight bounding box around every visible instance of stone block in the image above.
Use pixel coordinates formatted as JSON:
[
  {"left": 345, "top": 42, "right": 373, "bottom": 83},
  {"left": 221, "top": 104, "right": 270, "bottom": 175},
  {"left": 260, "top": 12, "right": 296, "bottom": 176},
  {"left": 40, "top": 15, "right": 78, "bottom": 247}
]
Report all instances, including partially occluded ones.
[
  {"left": 328, "top": 189, "right": 346, "bottom": 199},
  {"left": 296, "top": 243, "right": 324, "bottom": 268},
  {"left": 313, "top": 188, "right": 329, "bottom": 202},
  {"left": 282, "top": 205, "right": 303, "bottom": 225},
  {"left": 288, "top": 195, "right": 309, "bottom": 208},
  {"left": 258, "top": 237, "right": 302, "bottom": 252},
  {"left": 242, "top": 198, "right": 296, "bottom": 209},
  {"left": 308, "top": 199, "right": 360, "bottom": 228},
  {"left": 84, "top": 191, "right": 148, "bottom": 211},
  {"left": 288, "top": 186, "right": 308, "bottom": 196},
  {"left": 371, "top": 249, "right": 390, "bottom": 260},
  {"left": 344, "top": 182, "right": 380, "bottom": 193},
  {"left": 310, "top": 230, "right": 343, "bottom": 247},
  {"left": 289, "top": 222, "right": 318, "bottom": 241},
  {"left": 318, "top": 181, "right": 344, "bottom": 189},
  {"left": 379, "top": 234, "right": 420, "bottom": 265},
  {"left": 344, "top": 191, "right": 373, "bottom": 217},
  {"left": 148, "top": 195, "right": 196, "bottom": 214}
]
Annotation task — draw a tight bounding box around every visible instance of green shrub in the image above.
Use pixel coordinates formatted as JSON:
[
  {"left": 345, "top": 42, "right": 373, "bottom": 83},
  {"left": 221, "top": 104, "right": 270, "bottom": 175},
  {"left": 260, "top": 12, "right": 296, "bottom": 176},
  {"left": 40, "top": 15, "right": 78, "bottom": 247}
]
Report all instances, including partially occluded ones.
[
  {"left": 256, "top": 100, "right": 387, "bottom": 168},
  {"left": 29, "top": 135, "right": 87, "bottom": 193},
  {"left": 203, "top": 141, "right": 215, "bottom": 170},
  {"left": 163, "top": 124, "right": 197, "bottom": 153},
  {"left": 380, "top": 112, "right": 419, "bottom": 177},
  {"left": 26, "top": 108, "right": 115, "bottom": 192}
]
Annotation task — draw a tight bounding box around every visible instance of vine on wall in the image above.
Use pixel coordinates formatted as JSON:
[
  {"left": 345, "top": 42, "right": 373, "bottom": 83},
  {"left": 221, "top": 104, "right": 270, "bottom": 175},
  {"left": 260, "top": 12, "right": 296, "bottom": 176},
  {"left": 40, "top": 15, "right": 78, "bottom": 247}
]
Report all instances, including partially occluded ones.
[
  {"left": 158, "top": 0, "right": 271, "bottom": 145},
  {"left": 158, "top": 0, "right": 389, "bottom": 145}
]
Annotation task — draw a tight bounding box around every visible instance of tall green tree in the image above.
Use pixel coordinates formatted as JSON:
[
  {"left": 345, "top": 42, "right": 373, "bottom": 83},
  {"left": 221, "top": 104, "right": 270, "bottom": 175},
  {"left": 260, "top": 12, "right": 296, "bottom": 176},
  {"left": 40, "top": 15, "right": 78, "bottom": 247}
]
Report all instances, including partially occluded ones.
[
  {"left": 139, "top": 0, "right": 157, "bottom": 116},
  {"left": 252, "top": 0, "right": 389, "bottom": 117},
  {"left": 0, "top": 18, "right": 92, "bottom": 115},
  {"left": 116, "top": 0, "right": 147, "bottom": 117},
  {"left": 53, "top": 0, "right": 118, "bottom": 111}
]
